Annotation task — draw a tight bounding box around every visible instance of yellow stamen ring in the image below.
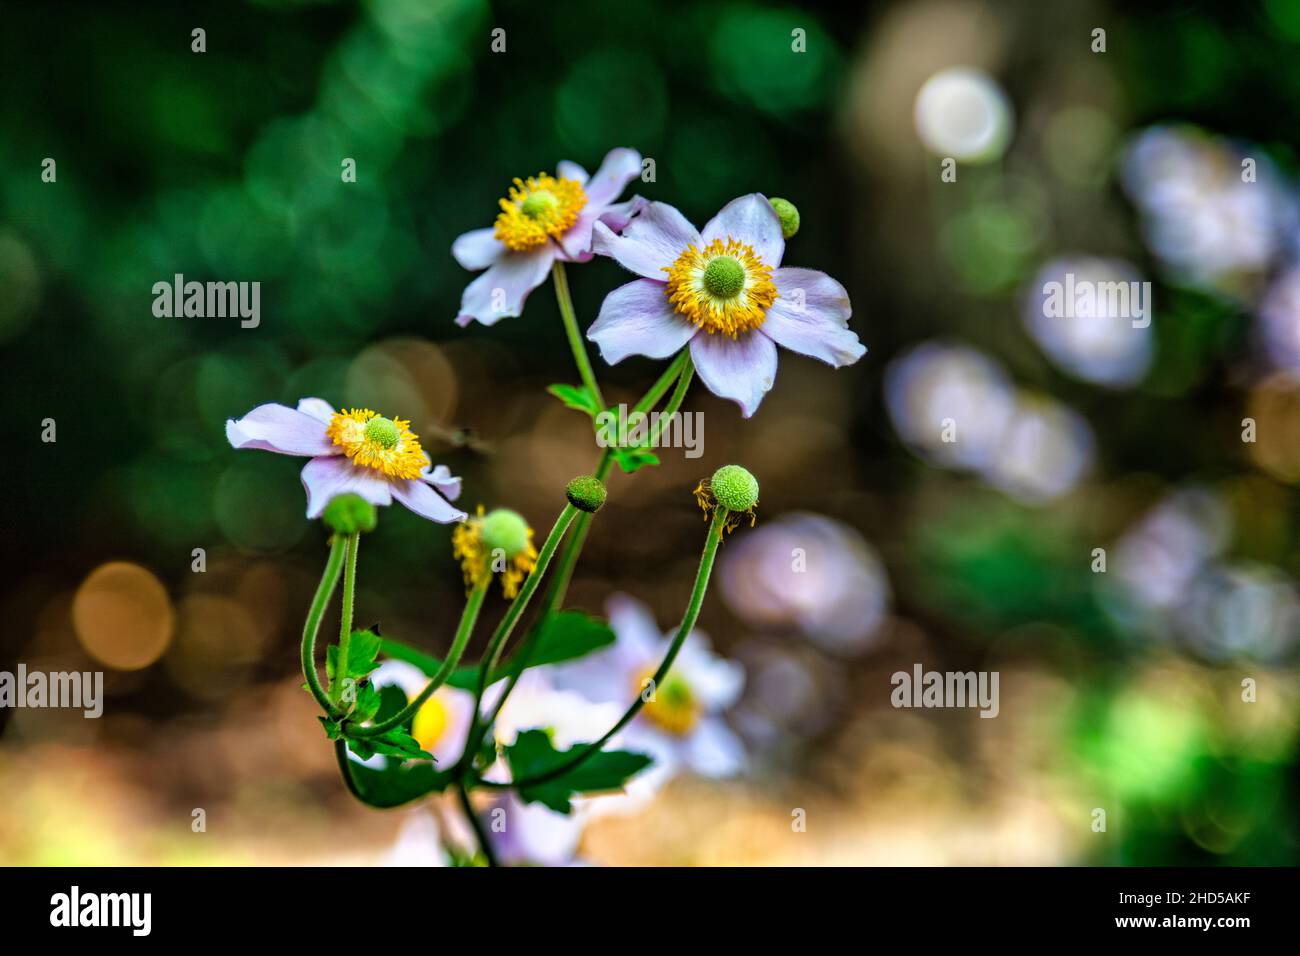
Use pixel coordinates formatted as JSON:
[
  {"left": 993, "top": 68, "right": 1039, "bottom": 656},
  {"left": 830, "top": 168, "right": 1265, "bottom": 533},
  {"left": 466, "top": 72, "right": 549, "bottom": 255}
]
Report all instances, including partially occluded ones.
[
  {"left": 493, "top": 173, "right": 587, "bottom": 252},
  {"left": 452, "top": 506, "right": 539, "bottom": 598},
  {"left": 663, "top": 237, "right": 778, "bottom": 338},
  {"left": 326, "top": 408, "right": 429, "bottom": 480}
]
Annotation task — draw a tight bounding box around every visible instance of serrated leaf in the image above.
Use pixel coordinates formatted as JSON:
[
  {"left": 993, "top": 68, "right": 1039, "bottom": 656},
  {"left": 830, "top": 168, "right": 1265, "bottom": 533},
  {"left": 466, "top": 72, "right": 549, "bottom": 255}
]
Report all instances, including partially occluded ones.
[
  {"left": 547, "top": 383, "right": 601, "bottom": 418},
  {"left": 504, "top": 729, "right": 653, "bottom": 814}
]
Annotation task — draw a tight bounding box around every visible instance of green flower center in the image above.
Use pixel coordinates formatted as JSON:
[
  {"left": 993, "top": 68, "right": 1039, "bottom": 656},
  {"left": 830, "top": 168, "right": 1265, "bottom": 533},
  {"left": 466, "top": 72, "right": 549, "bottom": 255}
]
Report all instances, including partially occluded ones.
[
  {"left": 364, "top": 416, "right": 400, "bottom": 450},
  {"left": 520, "top": 190, "right": 559, "bottom": 220},
  {"left": 702, "top": 256, "right": 746, "bottom": 299}
]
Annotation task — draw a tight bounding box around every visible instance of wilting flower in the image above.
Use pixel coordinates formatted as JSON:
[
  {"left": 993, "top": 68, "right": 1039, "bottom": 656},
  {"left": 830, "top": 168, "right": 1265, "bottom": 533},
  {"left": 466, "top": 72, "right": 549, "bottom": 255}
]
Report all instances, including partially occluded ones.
[
  {"left": 551, "top": 593, "right": 745, "bottom": 797},
  {"left": 452, "top": 148, "right": 643, "bottom": 327},
  {"left": 452, "top": 507, "right": 537, "bottom": 598},
  {"left": 226, "top": 399, "right": 465, "bottom": 522},
  {"left": 588, "top": 194, "right": 865, "bottom": 417}
]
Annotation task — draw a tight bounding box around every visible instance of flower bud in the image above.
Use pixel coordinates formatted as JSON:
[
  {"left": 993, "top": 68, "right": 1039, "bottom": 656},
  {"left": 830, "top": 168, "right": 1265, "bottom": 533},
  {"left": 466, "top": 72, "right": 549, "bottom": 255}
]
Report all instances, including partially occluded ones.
[
  {"left": 565, "top": 475, "right": 607, "bottom": 513},
  {"left": 710, "top": 464, "right": 760, "bottom": 513},
  {"left": 769, "top": 197, "right": 800, "bottom": 239},
  {"left": 479, "top": 508, "right": 532, "bottom": 559},
  {"left": 322, "top": 493, "right": 378, "bottom": 535}
]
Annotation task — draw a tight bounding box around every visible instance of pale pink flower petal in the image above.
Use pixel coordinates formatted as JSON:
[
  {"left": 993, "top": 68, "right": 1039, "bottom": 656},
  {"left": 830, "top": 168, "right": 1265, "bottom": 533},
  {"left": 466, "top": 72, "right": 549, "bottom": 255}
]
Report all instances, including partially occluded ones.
[
  {"left": 300, "top": 455, "right": 393, "bottom": 519},
  {"left": 587, "top": 278, "right": 697, "bottom": 363},
  {"left": 391, "top": 476, "right": 466, "bottom": 524},
  {"left": 762, "top": 268, "right": 865, "bottom": 366},
  {"left": 451, "top": 227, "right": 506, "bottom": 271},
  {"left": 226, "top": 403, "right": 337, "bottom": 457},
  {"left": 690, "top": 330, "right": 778, "bottom": 417},
  {"left": 456, "top": 246, "right": 556, "bottom": 327},
  {"left": 592, "top": 201, "right": 702, "bottom": 279},
  {"left": 701, "top": 193, "right": 784, "bottom": 267}
]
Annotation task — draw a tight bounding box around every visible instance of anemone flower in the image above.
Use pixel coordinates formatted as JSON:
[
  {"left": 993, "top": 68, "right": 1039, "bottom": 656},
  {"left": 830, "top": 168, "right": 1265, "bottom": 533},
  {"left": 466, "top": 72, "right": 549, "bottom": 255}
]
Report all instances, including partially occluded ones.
[
  {"left": 587, "top": 194, "right": 865, "bottom": 416},
  {"left": 453, "top": 147, "right": 643, "bottom": 327},
  {"left": 226, "top": 398, "right": 465, "bottom": 523},
  {"left": 551, "top": 593, "right": 745, "bottom": 802}
]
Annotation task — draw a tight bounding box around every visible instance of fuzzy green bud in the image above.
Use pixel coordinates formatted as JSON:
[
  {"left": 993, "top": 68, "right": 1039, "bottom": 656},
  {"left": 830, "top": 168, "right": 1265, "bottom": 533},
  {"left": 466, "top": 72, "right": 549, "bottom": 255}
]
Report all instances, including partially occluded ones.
[
  {"left": 769, "top": 197, "right": 800, "bottom": 239},
  {"left": 565, "top": 475, "right": 607, "bottom": 513},
  {"left": 322, "top": 493, "right": 378, "bottom": 535},
  {"left": 480, "top": 509, "right": 531, "bottom": 559},
  {"left": 710, "top": 464, "right": 759, "bottom": 512}
]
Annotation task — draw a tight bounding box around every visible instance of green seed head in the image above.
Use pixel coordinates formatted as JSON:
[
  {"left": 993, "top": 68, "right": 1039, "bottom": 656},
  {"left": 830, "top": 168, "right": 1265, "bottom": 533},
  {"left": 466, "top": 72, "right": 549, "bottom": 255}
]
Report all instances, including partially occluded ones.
[
  {"left": 520, "top": 190, "right": 558, "bottom": 220},
  {"left": 480, "top": 509, "right": 531, "bottom": 558},
  {"left": 769, "top": 197, "right": 800, "bottom": 239},
  {"left": 565, "top": 475, "right": 607, "bottom": 514},
  {"left": 702, "top": 256, "right": 746, "bottom": 299},
  {"left": 710, "top": 464, "right": 759, "bottom": 512},
  {"left": 364, "top": 416, "right": 400, "bottom": 450},
  {"left": 322, "top": 493, "right": 378, "bottom": 535}
]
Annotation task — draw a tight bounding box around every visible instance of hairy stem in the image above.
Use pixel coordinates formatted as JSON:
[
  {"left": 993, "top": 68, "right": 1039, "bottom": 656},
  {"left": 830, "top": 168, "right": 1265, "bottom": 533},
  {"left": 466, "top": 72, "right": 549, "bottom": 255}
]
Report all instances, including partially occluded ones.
[
  {"left": 329, "top": 532, "right": 360, "bottom": 707},
  {"left": 302, "top": 535, "right": 348, "bottom": 719},
  {"left": 348, "top": 578, "right": 489, "bottom": 737},
  {"left": 454, "top": 504, "right": 580, "bottom": 776}
]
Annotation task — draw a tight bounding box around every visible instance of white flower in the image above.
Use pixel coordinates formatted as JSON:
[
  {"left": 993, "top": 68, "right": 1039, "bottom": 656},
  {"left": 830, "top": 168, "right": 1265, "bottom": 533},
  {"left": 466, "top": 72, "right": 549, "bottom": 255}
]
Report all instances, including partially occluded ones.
[{"left": 550, "top": 593, "right": 746, "bottom": 804}]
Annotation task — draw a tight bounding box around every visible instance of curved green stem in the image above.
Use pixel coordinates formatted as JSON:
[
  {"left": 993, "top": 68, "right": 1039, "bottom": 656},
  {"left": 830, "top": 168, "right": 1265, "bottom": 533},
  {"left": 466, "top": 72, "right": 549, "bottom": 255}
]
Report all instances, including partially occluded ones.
[
  {"left": 468, "top": 351, "right": 697, "bottom": 771},
  {"left": 456, "top": 783, "right": 499, "bottom": 867},
  {"left": 348, "top": 578, "right": 490, "bottom": 737},
  {"left": 552, "top": 261, "right": 605, "bottom": 412},
  {"left": 453, "top": 504, "right": 580, "bottom": 775},
  {"left": 329, "top": 532, "right": 360, "bottom": 707},
  {"left": 486, "top": 508, "right": 727, "bottom": 790},
  {"left": 632, "top": 349, "right": 690, "bottom": 417},
  {"left": 643, "top": 352, "right": 693, "bottom": 450},
  {"left": 302, "top": 535, "right": 348, "bottom": 719}
]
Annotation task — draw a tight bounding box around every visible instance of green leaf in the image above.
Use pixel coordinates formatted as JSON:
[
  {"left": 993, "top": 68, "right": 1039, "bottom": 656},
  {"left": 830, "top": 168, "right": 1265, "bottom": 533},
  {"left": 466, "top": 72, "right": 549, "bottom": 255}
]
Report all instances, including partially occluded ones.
[
  {"left": 327, "top": 629, "right": 384, "bottom": 708},
  {"left": 345, "top": 729, "right": 429, "bottom": 762},
  {"left": 380, "top": 610, "right": 616, "bottom": 692},
  {"left": 504, "top": 729, "right": 653, "bottom": 814},
  {"left": 350, "top": 682, "right": 383, "bottom": 724},
  {"left": 547, "top": 383, "right": 601, "bottom": 418},
  {"left": 340, "top": 754, "right": 453, "bottom": 809},
  {"left": 327, "top": 629, "right": 383, "bottom": 682},
  {"left": 611, "top": 446, "right": 660, "bottom": 474}
]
